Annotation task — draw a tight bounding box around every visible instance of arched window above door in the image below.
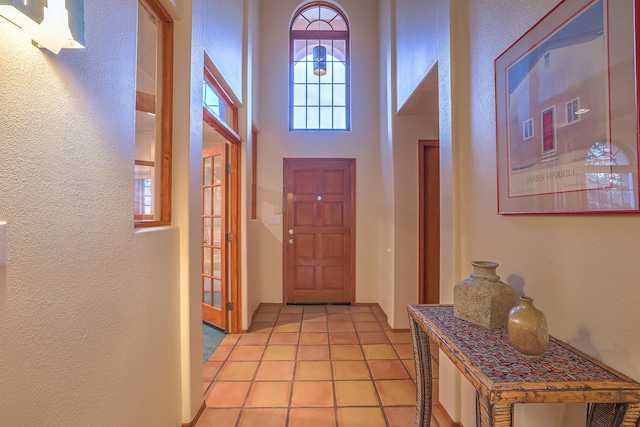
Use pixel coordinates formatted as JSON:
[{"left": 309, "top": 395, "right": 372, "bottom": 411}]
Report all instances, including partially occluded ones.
[{"left": 290, "top": 2, "right": 350, "bottom": 130}]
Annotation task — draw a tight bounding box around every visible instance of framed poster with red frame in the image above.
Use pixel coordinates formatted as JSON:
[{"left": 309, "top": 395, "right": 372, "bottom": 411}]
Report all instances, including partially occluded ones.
[{"left": 495, "top": 0, "right": 640, "bottom": 214}]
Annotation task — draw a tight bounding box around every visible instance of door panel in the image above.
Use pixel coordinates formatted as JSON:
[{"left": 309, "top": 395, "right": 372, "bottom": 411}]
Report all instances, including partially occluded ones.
[
  {"left": 202, "top": 144, "right": 227, "bottom": 330},
  {"left": 284, "top": 159, "right": 355, "bottom": 304}
]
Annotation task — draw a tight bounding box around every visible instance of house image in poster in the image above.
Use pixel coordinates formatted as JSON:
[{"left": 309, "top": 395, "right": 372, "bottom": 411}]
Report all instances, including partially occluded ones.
[
  {"left": 505, "top": 0, "right": 620, "bottom": 199},
  {"left": 507, "top": 16, "right": 606, "bottom": 171}
]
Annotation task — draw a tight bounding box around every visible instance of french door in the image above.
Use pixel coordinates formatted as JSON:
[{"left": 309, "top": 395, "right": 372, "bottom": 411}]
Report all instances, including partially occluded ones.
[{"left": 202, "top": 144, "right": 227, "bottom": 330}]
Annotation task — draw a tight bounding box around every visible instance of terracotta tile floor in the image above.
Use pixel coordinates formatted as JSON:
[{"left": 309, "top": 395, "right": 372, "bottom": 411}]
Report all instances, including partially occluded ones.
[{"left": 197, "top": 304, "right": 442, "bottom": 427}]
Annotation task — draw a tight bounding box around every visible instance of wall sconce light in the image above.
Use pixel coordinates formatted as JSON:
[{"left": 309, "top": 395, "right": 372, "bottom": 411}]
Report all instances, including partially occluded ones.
[
  {"left": 0, "top": 0, "right": 84, "bottom": 54},
  {"left": 313, "top": 45, "right": 326, "bottom": 76}
]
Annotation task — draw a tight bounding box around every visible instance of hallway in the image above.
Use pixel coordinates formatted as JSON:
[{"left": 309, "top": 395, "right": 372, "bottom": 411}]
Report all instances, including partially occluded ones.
[{"left": 196, "top": 304, "right": 442, "bottom": 427}]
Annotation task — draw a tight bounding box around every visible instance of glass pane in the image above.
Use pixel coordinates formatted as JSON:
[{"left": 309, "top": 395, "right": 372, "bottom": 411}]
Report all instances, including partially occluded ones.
[
  {"left": 203, "top": 277, "right": 211, "bottom": 304},
  {"left": 213, "top": 155, "right": 222, "bottom": 185},
  {"left": 213, "top": 217, "right": 222, "bottom": 244},
  {"left": 307, "top": 84, "right": 320, "bottom": 106},
  {"left": 302, "top": 7, "right": 320, "bottom": 24},
  {"left": 320, "top": 107, "right": 332, "bottom": 129},
  {"left": 319, "top": 7, "right": 337, "bottom": 22},
  {"left": 134, "top": 165, "right": 154, "bottom": 218},
  {"left": 294, "top": 61, "right": 307, "bottom": 83},
  {"left": 307, "top": 60, "right": 321, "bottom": 81},
  {"left": 321, "top": 40, "right": 333, "bottom": 57},
  {"left": 334, "top": 84, "right": 346, "bottom": 106},
  {"left": 203, "top": 247, "right": 211, "bottom": 275},
  {"left": 316, "top": 20, "right": 332, "bottom": 31},
  {"left": 319, "top": 62, "right": 333, "bottom": 83},
  {"left": 320, "top": 84, "right": 332, "bottom": 106},
  {"left": 333, "top": 40, "right": 347, "bottom": 60},
  {"left": 212, "top": 279, "right": 221, "bottom": 309},
  {"left": 331, "top": 15, "right": 347, "bottom": 31},
  {"left": 203, "top": 217, "right": 212, "bottom": 244},
  {"left": 293, "top": 39, "right": 307, "bottom": 61},
  {"left": 213, "top": 249, "right": 221, "bottom": 277},
  {"left": 204, "top": 157, "right": 212, "bottom": 185},
  {"left": 293, "top": 84, "right": 307, "bottom": 106},
  {"left": 292, "top": 15, "right": 308, "bottom": 31},
  {"left": 203, "top": 83, "right": 220, "bottom": 117},
  {"left": 213, "top": 187, "right": 221, "bottom": 215},
  {"left": 293, "top": 107, "right": 306, "bottom": 129},
  {"left": 333, "top": 107, "right": 347, "bottom": 129},
  {"left": 333, "top": 62, "right": 346, "bottom": 84},
  {"left": 136, "top": 3, "right": 157, "bottom": 96},
  {"left": 135, "top": 1, "right": 166, "bottom": 224},
  {"left": 203, "top": 187, "right": 211, "bottom": 215},
  {"left": 307, "top": 107, "right": 319, "bottom": 129}
]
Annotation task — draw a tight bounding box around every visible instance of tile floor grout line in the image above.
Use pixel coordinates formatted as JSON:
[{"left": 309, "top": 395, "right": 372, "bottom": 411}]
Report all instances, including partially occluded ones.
[{"left": 201, "top": 304, "right": 421, "bottom": 426}]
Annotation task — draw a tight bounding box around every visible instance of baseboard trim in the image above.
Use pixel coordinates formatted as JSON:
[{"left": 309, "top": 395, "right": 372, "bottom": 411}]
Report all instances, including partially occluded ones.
[
  {"left": 251, "top": 302, "right": 411, "bottom": 334},
  {"left": 182, "top": 401, "right": 206, "bottom": 427},
  {"left": 434, "top": 399, "right": 463, "bottom": 427},
  {"left": 252, "top": 303, "right": 284, "bottom": 321}
]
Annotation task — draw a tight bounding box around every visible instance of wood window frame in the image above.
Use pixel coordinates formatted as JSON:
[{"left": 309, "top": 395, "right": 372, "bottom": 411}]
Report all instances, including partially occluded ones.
[
  {"left": 204, "top": 67, "right": 239, "bottom": 140},
  {"left": 134, "top": 0, "right": 174, "bottom": 228},
  {"left": 289, "top": 2, "right": 350, "bottom": 131}
]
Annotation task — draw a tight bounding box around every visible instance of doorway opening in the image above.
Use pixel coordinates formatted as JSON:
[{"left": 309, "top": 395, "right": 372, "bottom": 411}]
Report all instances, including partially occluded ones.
[
  {"left": 418, "top": 140, "right": 440, "bottom": 304},
  {"left": 201, "top": 58, "right": 242, "bottom": 334}
]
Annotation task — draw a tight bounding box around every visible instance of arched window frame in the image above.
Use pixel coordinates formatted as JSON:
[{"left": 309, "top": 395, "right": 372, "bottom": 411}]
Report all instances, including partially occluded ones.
[{"left": 289, "top": 2, "right": 350, "bottom": 131}]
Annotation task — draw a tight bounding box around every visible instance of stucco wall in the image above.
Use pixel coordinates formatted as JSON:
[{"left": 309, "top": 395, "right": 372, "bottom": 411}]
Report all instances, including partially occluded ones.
[
  {"left": 395, "top": 0, "right": 438, "bottom": 111},
  {"left": 255, "top": 0, "right": 383, "bottom": 306},
  {"left": 204, "top": 0, "right": 244, "bottom": 101},
  {"left": 0, "top": 1, "right": 196, "bottom": 424},
  {"left": 439, "top": 0, "right": 640, "bottom": 425}
]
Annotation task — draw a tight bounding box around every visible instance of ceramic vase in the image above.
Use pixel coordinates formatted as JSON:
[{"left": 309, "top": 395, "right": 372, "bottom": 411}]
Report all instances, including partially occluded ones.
[
  {"left": 508, "top": 296, "right": 549, "bottom": 357},
  {"left": 453, "top": 261, "right": 516, "bottom": 329}
]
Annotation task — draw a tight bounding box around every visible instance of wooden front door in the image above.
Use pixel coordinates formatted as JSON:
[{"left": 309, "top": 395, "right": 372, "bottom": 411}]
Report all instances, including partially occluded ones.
[
  {"left": 202, "top": 144, "right": 227, "bottom": 330},
  {"left": 284, "top": 158, "right": 355, "bottom": 304}
]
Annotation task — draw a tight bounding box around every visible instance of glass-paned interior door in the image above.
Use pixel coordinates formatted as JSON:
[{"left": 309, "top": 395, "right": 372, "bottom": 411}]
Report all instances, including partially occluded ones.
[{"left": 202, "top": 144, "right": 227, "bottom": 330}]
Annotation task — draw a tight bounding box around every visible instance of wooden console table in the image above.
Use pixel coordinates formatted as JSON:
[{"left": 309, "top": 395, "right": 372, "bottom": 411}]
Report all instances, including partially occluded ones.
[{"left": 407, "top": 304, "right": 640, "bottom": 427}]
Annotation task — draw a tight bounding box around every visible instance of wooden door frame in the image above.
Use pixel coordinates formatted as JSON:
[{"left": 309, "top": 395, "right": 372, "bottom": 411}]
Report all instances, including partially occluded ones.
[
  {"left": 202, "top": 110, "right": 242, "bottom": 334},
  {"left": 418, "top": 140, "right": 440, "bottom": 304},
  {"left": 282, "top": 158, "right": 356, "bottom": 305}
]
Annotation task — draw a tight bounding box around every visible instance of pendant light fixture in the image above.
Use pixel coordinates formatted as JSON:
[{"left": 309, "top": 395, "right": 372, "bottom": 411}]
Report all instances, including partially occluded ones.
[{"left": 313, "top": 45, "right": 326, "bottom": 76}]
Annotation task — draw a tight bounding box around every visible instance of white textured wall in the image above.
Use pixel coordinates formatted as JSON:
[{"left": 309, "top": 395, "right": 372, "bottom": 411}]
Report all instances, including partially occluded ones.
[
  {"left": 391, "top": 113, "right": 437, "bottom": 328},
  {"left": 377, "top": 0, "right": 395, "bottom": 326},
  {"left": 395, "top": 0, "right": 438, "bottom": 111},
  {"left": 246, "top": 0, "right": 262, "bottom": 323},
  {"left": 439, "top": 0, "right": 640, "bottom": 425},
  {"left": 256, "top": 0, "right": 382, "bottom": 305},
  {"left": 175, "top": 0, "right": 206, "bottom": 421},
  {"left": 204, "top": 0, "right": 244, "bottom": 101},
  {"left": 0, "top": 1, "right": 188, "bottom": 424},
  {"left": 380, "top": 0, "right": 439, "bottom": 328}
]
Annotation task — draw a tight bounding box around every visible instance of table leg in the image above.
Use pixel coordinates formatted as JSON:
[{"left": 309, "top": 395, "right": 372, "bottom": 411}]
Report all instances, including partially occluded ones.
[
  {"left": 476, "top": 392, "right": 513, "bottom": 427},
  {"left": 409, "top": 315, "right": 433, "bottom": 427},
  {"left": 620, "top": 403, "right": 640, "bottom": 427},
  {"left": 587, "top": 402, "right": 640, "bottom": 426}
]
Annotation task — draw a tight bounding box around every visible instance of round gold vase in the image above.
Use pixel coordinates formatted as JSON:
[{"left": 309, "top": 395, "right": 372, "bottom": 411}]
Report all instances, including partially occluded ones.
[{"left": 507, "top": 296, "right": 549, "bottom": 357}]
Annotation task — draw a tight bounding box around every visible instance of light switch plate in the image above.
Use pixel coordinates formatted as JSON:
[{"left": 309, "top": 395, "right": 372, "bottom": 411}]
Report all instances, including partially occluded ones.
[
  {"left": 0, "top": 221, "right": 6, "bottom": 267},
  {"left": 269, "top": 216, "right": 281, "bottom": 225}
]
